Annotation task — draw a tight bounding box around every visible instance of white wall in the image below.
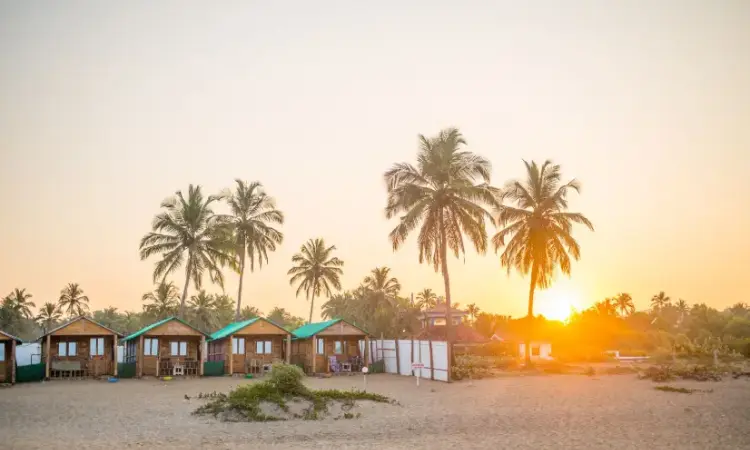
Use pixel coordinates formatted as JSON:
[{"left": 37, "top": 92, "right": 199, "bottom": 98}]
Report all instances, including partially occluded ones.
[
  {"left": 366, "top": 339, "right": 449, "bottom": 382},
  {"left": 518, "top": 342, "right": 553, "bottom": 360}
]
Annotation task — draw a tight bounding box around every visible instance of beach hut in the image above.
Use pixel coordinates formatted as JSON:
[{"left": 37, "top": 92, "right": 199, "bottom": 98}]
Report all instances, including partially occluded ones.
[
  {"left": 122, "top": 317, "right": 208, "bottom": 378},
  {"left": 39, "top": 316, "right": 122, "bottom": 379},
  {"left": 207, "top": 317, "right": 292, "bottom": 375},
  {"left": 290, "top": 319, "right": 370, "bottom": 375},
  {"left": 0, "top": 329, "right": 22, "bottom": 384}
]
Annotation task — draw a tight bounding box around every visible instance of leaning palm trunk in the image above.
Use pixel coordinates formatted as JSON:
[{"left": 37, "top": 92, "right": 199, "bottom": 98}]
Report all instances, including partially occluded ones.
[
  {"left": 235, "top": 247, "right": 246, "bottom": 321},
  {"left": 308, "top": 288, "right": 316, "bottom": 324},
  {"left": 525, "top": 264, "right": 539, "bottom": 366},
  {"left": 438, "top": 213, "right": 454, "bottom": 378},
  {"left": 179, "top": 256, "right": 191, "bottom": 318}
]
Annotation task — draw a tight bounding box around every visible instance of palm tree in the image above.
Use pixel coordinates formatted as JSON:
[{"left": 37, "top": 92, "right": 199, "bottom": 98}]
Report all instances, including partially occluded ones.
[
  {"left": 139, "top": 185, "right": 235, "bottom": 317},
  {"left": 238, "top": 305, "right": 262, "bottom": 320},
  {"left": 213, "top": 294, "right": 236, "bottom": 327},
  {"left": 594, "top": 298, "right": 617, "bottom": 316},
  {"left": 675, "top": 299, "right": 689, "bottom": 315},
  {"left": 385, "top": 128, "right": 499, "bottom": 352},
  {"left": 222, "top": 180, "right": 284, "bottom": 320},
  {"left": 4, "top": 288, "right": 36, "bottom": 319},
  {"left": 613, "top": 293, "right": 635, "bottom": 317},
  {"left": 651, "top": 291, "right": 671, "bottom": 311},
  {"left": 492, "top": 160, "right": 593, "bottom": 364},
  {"left": 288, "top": 238, "right": 344, "bottom": 323},
  {"left": 93, "top": 307, "right": 120, "bottom": 329},
  {"left": 58, "top": 283, "right": 90, "bottom": 317},
  {"left": 362, "top": 267, "right": 401, "bottom": 297},
  {"left": 142, "top": 281, "right": 180, "bottom": 320},
  {"left": 321, "top": 291, "right": 354, "bottom": 320},
  {"left": 415, "top": 288, "right": 438, "bottom": 310},
  {"left": 36, "top": 302, "right": 62, "bottom": 333},
  {"left": 466, "top": 303, "right": 480, "bottom": 323},
  {"left": 188, "top": 290, "right": 217, "bottom": 331}
]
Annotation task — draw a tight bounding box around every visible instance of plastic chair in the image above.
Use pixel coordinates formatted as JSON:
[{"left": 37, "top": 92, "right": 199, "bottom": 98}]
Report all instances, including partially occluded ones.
[{"left": 328, "top": 356, "right": 341, "bottom": 373}]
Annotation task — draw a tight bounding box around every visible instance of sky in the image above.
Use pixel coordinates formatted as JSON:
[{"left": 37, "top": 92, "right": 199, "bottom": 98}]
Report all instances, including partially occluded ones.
[{"left": 1, "top": 1, "right": 749, "bottom": 321}]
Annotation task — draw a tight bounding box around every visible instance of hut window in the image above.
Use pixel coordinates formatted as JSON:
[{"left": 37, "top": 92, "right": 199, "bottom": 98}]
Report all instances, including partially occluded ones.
[
  {"left": 144, "top": 338, "right": 159, "bottom": 356},
  {"left": 316, "top": 338, "right": 325, "bottom": 355},
  {"left": 255, "top": 340, "right": 272, "bottom": 354},
  {"left": 58, "top": 341, "right": 77, "bottom": 356},
  {"left": 170, "top": 341, "right": 188, "bottom": 356},
  {"left": 232, "top": 337, "right": 245, "bottom": 355},
  {"left": 334, "top": 341, "right": 343, "bottom": 354},
  {"left": 90, "top": 338, "right": 105, "bottom": 356},
  {"left": 0, "top": 345, "right": 4, "bottom": 361}
]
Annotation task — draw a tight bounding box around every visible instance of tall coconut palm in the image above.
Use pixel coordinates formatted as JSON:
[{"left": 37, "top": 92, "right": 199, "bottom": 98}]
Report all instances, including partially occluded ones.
[
  {"left": 213, "top": 294, "right": 236, "bottom": 327},
  {"left": 139, "top": 185, "right": 235, "bottom": 317},
  {"left": 651, "top": 291, "right": 671, "bottom": 311},
  {"left": 188, "top": 290, "right": 217, "bottom": 332},
  {"left": 385, "top": 128, "right": 499, "bottom": 356},
  {"left": 288, "top": 238, "right": 344, "bottom": 323},
  {"left": 58, "top": 283, "right": 90, "bottom": 317},
  {"left": 36, "top": 302, "right": 62, "bottom": 333},
  {"left": 416, "top": 288, "right": 438, "bottom": 310},
  {"left": 613, "top": 293, "right": 635, "bottom": 317},
  {"left": 238, "top": 305, "right": 262, "bottom": 321},
  {"left": 321, "top": 291, "right": 354, "bottom": 320},
  {"left": 594, "top": 298, "right": 617, "bottom": 316},
  {"left": 466, "top": 303, "right": 480, "bottom": 323},
  {"left": 222, "top": 180, "right": 284, "bottom": 320},
  {"left": 675, "top": 299, "right": 689, "bottom": 315},
  {"left": 142, "top": 281, "right": 180, "bottom": 320},
  {"left": 492, "top": 160, "right": 593, "bottom": 364},
  {"left": 4, "top": 288, "right": 36, "bottom": 319},
  {"left": 362, "top": 267, "right": 401, "bottom": 297}
]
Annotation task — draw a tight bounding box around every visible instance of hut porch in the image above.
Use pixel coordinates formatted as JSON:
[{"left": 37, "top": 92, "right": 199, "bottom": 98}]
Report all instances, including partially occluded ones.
[
  {"left": 207, "top": 318, "right": 292, "bottom": 376},
  {"left": 290, "top": 319, "right": 370, "bottom": 375},
  {"left": 0, "top": 333, "right": 20, "bottom": 384},
  {"left": 40, "top": 317, "right": 120, "bottom": 380}
]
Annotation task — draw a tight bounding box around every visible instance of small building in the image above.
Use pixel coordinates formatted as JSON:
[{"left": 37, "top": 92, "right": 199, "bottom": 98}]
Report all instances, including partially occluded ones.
[
  {"left": 39, "top": 316, "right": 122, "bottom": 379},
  {"left": 420, "top": 304, "right": 468, "bottom": 328},
  {"left": 207, "top": 317, "right": 292, "bottom": 375},
  {"left": 0, "top": 329, "right": 22, "bottom": 384},
  {"left": 290, "top": 319, "right": 370, "bottom": 374},
  {"left": 491, "top": 334, "right": 553, "bottom": 361},
  {"left": 122, "top": 316, "right": 208, "bottom": 378}
]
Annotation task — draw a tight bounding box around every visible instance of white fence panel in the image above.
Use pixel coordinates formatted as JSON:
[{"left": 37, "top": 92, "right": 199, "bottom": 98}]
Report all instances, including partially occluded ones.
[
  {"left": 430, "top": 341, "right": 449, "bottom": 382},
  {"left": 397, "top": 340, "right": 412, "bottom": 375},
  {"left": 15, "top": 343, "right": 42, "bottom": 366},
  {"left": 381, "top": 339, "right": 398, "bottom": 373}
]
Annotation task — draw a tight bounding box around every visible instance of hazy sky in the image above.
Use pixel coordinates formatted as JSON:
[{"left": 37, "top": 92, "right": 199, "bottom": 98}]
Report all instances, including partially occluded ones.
[{"left": 1, "top": 1, "right": 749, "bottom": 321}]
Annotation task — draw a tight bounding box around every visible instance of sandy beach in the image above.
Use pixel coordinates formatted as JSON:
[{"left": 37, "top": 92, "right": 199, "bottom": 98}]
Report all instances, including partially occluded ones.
[{"left": 2, "top": 373, "right": 749, "bottom": 449}]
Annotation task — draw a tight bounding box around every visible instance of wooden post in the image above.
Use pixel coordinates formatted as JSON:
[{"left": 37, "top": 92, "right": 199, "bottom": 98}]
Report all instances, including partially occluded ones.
[
  {"left": 428, "top": 340, "right": 435, "bottom": 381},
  {"left": 395, "top": 337, "right": 401, "bottom": 375},
  {"left": 137, "top": 335, "right": 144, "bottom": 378},
  {"left": 199, "top": 335, "right": 205, "bottom": 376},
  {"left": 228, "top": 335, "right": 234, "bottom": 375},
  {"left": 364, "top": 336, "right": 370, "bottom": 367},
  {"left": 45, "top": 335, "right": 51, "bottom": 379},
  {"left": 11, "top": 340, "right": 16, "bottom": 384},
  {"left": 311, "top": 336, "right": 317, "bottom": 374},
  {"left": 113, "top": 335, "right": 118, "bottom": 377},
  {"left": 286, "top": 335, "right": 291, "bottom": 364},
  {"left": 410, "top": 337, "right": 415, "bottom": 375}
]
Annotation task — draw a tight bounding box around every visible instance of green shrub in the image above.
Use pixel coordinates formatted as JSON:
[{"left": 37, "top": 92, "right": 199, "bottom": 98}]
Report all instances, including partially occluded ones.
[
  {"left": 268, "top": 363, "right": 306, "bottom": 394},
  {"left": 452, "top": 355, "right": 493, "bottom": 380}
]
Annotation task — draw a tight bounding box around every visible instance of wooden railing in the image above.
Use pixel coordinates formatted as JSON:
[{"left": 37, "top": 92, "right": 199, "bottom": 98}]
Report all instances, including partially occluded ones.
[
  {"left": 49, "top": 358, "right": 113, "bottom": 379},
  {"left": 157, "top": 358, "right": 201, "bottom": 377}
]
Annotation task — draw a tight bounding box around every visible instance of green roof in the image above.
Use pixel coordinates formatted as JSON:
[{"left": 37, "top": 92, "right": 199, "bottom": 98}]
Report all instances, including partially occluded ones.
[
  {"left": 291, "top": 319, "right": 369, "bottom": 339},
  {"left": 209, "top": 318, "right": 259, "bottom": 341},
  {"left": 121, "top": 316, "right": 207, "bottom": 342}
]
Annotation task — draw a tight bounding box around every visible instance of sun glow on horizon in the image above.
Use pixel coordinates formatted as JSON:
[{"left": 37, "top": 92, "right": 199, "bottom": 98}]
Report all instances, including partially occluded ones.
[{"left": 535, "top": 285, "right": 585, "bottom": 322}]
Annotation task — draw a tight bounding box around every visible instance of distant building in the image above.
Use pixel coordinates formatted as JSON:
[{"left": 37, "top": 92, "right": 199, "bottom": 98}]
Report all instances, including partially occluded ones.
[
  {"left": 417, "top": 304, "right": 486, "bottom": 343},
  {"left": 491, "top": 334, "right": 553, "bottom": 360}
]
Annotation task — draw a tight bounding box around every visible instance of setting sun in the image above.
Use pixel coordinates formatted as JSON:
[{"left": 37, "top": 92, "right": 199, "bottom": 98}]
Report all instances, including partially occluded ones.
[{"left": 535, "top": 285, "right": 584, "bottom": 322}]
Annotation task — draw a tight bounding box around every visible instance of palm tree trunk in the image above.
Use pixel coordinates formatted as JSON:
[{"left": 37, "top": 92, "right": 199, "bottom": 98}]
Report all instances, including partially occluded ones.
[
  {"left": 525, "top": 263, "right": 539, "bottom": 366},
  {"left": 438, "top": 211, "right": 454, "bottom": 380},
  {"left": 308, "top": 291, "right": 316, "bottom": 324},
  {"left": 235, "top": 247, "right": 246, "bottom": 321},
  {"left": 179, "top": 257, "right": 191, "bottom": 318}
]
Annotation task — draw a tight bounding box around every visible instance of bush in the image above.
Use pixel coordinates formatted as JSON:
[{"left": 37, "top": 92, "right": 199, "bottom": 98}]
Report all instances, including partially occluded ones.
[
  {"left": 452, "top": 355, "right": 493, "bottom": 380},
  {"left": 268, "top": 363, "right": 306, "bottom": 394}
]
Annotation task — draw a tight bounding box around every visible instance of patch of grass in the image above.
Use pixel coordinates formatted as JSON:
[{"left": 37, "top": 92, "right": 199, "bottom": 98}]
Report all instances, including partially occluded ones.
[
  {"left": 640, "top": 364, "right": 727, "bottom": 383},
  {"left": 654, "top": 385, "right": 714, "bottom": 394},
  {"left": 193, "top": 363, "right": 394, "bottom": 422}
]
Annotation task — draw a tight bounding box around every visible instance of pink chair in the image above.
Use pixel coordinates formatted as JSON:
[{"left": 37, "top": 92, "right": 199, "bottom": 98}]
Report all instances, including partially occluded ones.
[{"left": 328, "top": 356, "right": 341, "bottom": 373}]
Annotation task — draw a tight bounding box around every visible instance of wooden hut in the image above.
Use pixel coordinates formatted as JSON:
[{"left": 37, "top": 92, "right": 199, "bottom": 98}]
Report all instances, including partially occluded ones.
[
  {"left": 207, "top": 317, "right": 292, "bottom": 375},
  {"left": 0, "top": 329, "right": 22, "bottom": 384},
  {"left": 290, "top": 319, "right": 370, "bottom": 374},
  {"left": 122, "top": 317, "right": 208, "bottom": 378},
  {"left": 39, "top": 316, "right": 122, "bottom": 379}
]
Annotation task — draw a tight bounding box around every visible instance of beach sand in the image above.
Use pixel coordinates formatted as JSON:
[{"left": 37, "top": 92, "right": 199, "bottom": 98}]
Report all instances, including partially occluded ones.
[{"left": 1, "top": 373, "right": 749, "bottom": 449}]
